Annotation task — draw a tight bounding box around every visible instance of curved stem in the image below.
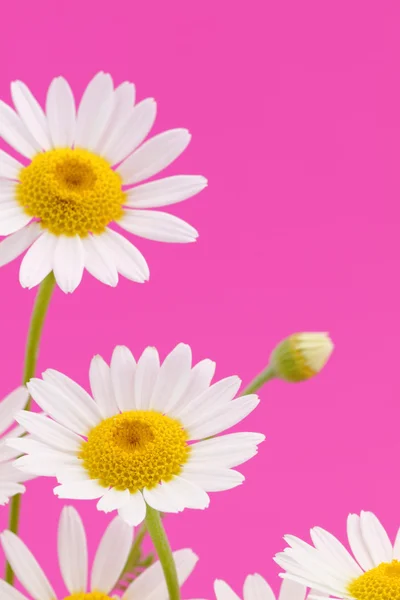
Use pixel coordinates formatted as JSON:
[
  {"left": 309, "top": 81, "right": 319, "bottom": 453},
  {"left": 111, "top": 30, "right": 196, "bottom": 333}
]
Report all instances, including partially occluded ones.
[
  {"left": 241, "top": 364, "right": 275, "bottom": 395},
  {"left": 5, "top": 272, "right": 56, "bottom": 584},
  {"left": 122, "top": 521, "right": 148, "bottom": 576},
  {"left": 145, "top": 506, "right": 180, "bottom": 600}
]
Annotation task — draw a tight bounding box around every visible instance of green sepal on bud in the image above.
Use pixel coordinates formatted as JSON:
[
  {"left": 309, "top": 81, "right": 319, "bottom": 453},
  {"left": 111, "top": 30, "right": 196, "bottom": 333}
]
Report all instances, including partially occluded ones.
[{"left": 270, "top": 332, "right": 334, "bottom": 383}]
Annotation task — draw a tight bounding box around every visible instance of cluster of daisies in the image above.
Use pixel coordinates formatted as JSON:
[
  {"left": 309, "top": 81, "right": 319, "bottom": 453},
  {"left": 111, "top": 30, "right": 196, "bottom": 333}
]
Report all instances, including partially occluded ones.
[{"left": 0, "top": 73, "right": 398, "bottom": 600}]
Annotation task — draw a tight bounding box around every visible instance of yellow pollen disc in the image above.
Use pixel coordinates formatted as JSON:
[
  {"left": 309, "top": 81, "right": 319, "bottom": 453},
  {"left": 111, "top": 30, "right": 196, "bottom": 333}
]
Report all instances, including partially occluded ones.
[
  {"left": 64, "top": 593, "right": 112, "bottom": 600},
  {"left": 347, "top": 560, "right": 400, "bottom": 600},
  {"left": 17, "top": 148, "right": 125, "bottom": 236},
  {"left": 79, "top": 410, "right": 190, "bottom": 492}
]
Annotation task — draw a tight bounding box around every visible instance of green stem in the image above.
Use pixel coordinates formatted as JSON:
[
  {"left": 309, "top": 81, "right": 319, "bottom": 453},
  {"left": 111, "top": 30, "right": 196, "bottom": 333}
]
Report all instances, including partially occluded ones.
[
  {"left": 122, "top": 521, "right": 148, "bottom": 574},
  {"left": 145, "top": 506, "right": 180, "bottom": 600},
  {"left": 5, "top": 272, "right": 56, "bottom": 584},
  {"left": 241, "top": 364, "right": 275, "bottom": 395}
]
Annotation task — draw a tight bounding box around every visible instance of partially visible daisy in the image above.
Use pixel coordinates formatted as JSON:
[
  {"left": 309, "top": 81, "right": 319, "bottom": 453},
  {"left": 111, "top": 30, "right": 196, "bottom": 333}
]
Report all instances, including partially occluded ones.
[
  {"left": 0, "top": 505, "right": 198, "bottom": 600},
  {"left": 274, "top": 510, "right": 400, "bottom": 600},
  {"left": 0, "top": 386, "right": 30, "bottom": 505},
  {"left": 0, "top": 73, "right": 207, "bottom": 293},
  {"left": 214, "top": 573, "right": 316, "bottom": 600},
  {"left": 10, "top": 342, "right": 264, "bottom": 525}
]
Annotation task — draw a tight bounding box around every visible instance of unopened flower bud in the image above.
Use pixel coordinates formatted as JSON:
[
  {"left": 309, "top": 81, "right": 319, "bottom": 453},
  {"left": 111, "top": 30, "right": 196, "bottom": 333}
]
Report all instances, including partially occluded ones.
[{"left": 270, "top": 332, "right": 334, "bottom": 383}]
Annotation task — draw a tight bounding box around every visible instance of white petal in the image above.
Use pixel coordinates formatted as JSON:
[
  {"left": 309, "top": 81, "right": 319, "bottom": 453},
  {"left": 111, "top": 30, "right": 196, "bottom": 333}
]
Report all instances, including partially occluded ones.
[
  {"left": 16, "top": 411, "right": 82, "bottom": 453},
  {"left": 360, "top": 511, "right": 393, "bottom": 565},
  {"left": 110, "top": 345, "right": 137, "bottom": 412},
  {"left": 143, "top": 483, "right": 182, "bottom": 513},
  {"left": 125, "top": 175, "right": 208, "bottom": 209},
  {"left": 279, "top": 579, "right": 307, "bottom": 600},
  {"left": 134, "top": 346, "right": 160, "bottom": 410},
  {"left": 182, "top": 465, "right": 244, "bottom": 492},
  {"left": 189, "top": 432, "right": 265, "bottom": 469},
  {"left": 214, "top": 580, "right": 241, "bottom": 600},
  {"left": 91, "top": 516, "right": 133, "bottom": 593},
  {"left": 117, "top": 128, "right": 191, "bottom": 185},
  {"left": 0, "top": 100, "right": 42, "bottom": 158},
  {"left": 97, "top": 488, "right": 131, "bottom": 513},
  {"left": 123, "top": 548, "right": 198, "bottom": 600},
  {"left": 160, "top": 476, "right": 210, "bottom": 510},
  {"left": 56, "top": 465, "right": 90, "bottom": 484},
  {"left": 347, "top": 513, "right": 374, "bottom": 571},
  {"left": 42, "top": 369, "right": 102, "bottom": 428},
  {"left": 27, "top": 377, "right": 100, "bottom": 436},
  {"left": 89, "top": 354, "right": 119, "bottom": 418},
  {"left": 0, "top": 483, "right": 25, "bottom": 504},
  {"left": 54, "top": 479, "right": 107, "bottom": 499},
  {"left": 0, "top": 530, "right": 55, "bottom": 600},
  {"left": 97, "top": 82, "right": 136, "bottom": 156},
  {"left": 118, "top": 491, "right": 147, "bottom": 526},
  {"left": 176, "top": 375, "right": 241, "bottom": 423},
  {"left": 0, "top": 579, "right": 29, "bottom": 600},
  {"left": 19, "top": 232, "right": 56, "bottom": 289},
  {"left": 394, "top": 527, "right": 400, "bottom": 559},
  {"left": 75, "top": 72, "right": 114, "bottom": 151},
  {"left": 0, "top": 460, "right": 29, "bottom": 481},
  {"left": 9, "top": 437, "right": 75, "bottom": 458},
  {"left": 105, "top": 98, "right": 157, "bottom": 166},
  {"left": 244, "top": 574, "right": 275, "bottom": 600},
  {"left": 11, "top": 81, "right": 52, "bottom": 150},
  {"left": 0, "top": 222, "right": 42, "bottom": 267},
  {"left": 102, "top": 228, "right": 149, "bottom": 282},
  {"left": 0, "top": 387, "right": 29, "bottom": 435},
  {"left": 0, "top": 149, "right": 23, "bottom": 179},
  {"left": 168, "top": 359, "right": 216, "bottom": 419},
  {"left": 187, "top": 394, "right": 259, "bottom": 440},
  {"left": 13, "top": 451, "right": 79, "bottom": 477},
  {"left": 310, "top": 526, "right": 363, "bottom": 579},
  {"left": 0, "top": 191, "right": 32, "bottom": 236},
  {"left": 46, "top": 76, "right": 76, "bottom": 148},
  {"left": 82, "top": 234, "right": 118, "bottom": 287},
  {"left": 119, "top": 209, "right": 198, "bottom": 243},
  {"left": 53, "top": 235, "right": 85, "bottom": 293},
  {"left": 58, "top": 506, "right": 88, "bottom": 593},
  {"left": 150, "top": 343, "right": 192, "bottom": 413},
  {"left": 0, "top": 442, "right": 25, "bottom": 463}
]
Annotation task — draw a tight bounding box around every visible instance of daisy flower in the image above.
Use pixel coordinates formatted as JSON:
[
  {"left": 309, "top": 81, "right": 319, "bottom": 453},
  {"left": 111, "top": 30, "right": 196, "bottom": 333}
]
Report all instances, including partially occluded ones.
[
  {"left": 9, "top": 342, "right": 264, "bottom": 526},
  {"left": 0, "top": 505, "right": 198, "bottom": 600},
  {"left": 214, "top": 573, "right": 315, "bottom": 600},
  {"left": 0, "top": 72, "right": 207, "bottom": 293},
  {"left": 274, "top": 510, "right": 400, "bottom": 600},
  {"left": 0, "top": 386, "right": 30, "bottom": 505}
]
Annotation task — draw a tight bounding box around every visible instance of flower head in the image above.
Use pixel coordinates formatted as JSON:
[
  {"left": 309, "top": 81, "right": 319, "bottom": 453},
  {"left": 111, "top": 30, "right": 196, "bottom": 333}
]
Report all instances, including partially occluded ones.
[
  {"left": 270, "top": 332, "right": 334, "bottom": 383},
  {"left": 0, "top": 386, "right": 30, "bottom": 504},
  {"left": 0, "top": 73, "right": 207, "bottom": 292},
  {"left": 10, "top": 343, "right": 264, "bottom": 525},
  {"left": 0, "top": 505, "right": 198, "bottom": 600},
  {"left": 274, "top": 510, "right": 400, "bottom": 599},
  {"left": 214, "top": 573, "right": 313, "bottom": 600}
]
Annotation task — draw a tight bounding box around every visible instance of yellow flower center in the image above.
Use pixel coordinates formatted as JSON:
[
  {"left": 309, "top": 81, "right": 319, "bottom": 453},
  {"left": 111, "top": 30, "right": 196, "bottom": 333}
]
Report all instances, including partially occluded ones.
[
  {"left": 347, "top": 560, "right": 400, "bottom": 600},
  {"left": 79, "top": 410, "right": 190, "bottom": 492},
  {"left": 64, "top": 593, "right": 112, "bottom": 600},
  {"left": 17, "top": 148, "right": 125, "bottom": 236}
]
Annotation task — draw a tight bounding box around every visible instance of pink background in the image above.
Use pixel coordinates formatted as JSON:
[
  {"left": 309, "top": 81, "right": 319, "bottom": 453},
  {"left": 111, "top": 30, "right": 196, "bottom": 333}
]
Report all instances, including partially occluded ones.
[{"left": 1, "top": 0, "right": 400, "bottom": 597}]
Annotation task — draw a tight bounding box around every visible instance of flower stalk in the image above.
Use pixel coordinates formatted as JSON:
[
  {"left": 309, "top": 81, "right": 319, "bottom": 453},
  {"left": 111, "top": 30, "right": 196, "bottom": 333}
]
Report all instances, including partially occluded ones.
[
  {"left": 145, "top": 506, "right": 181, "bottom": 600},
  {"left": 5, "top": 271, "right": 56, "bottom": 584}
]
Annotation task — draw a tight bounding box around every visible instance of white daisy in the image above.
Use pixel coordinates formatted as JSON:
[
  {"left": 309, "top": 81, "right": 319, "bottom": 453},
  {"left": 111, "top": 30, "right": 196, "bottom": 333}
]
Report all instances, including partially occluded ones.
[
  {"left": 9, "top": 342, "right": 264, "bottom": 526},
  {"left": 0, "top": 72, "right": 207, "bottom": 293},
  {"left": 214, "top": 573, "right": 314, "bottom": 600},
  {"left": 0, "top": 386, "right": 30, "bottom": 505},
  {"left": 274, "top": 510, "right": 400, "bottom": 600},
  {"left": 0, "top": 505, "right": 198, "bottom": 600}
]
